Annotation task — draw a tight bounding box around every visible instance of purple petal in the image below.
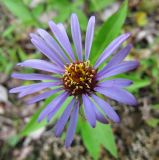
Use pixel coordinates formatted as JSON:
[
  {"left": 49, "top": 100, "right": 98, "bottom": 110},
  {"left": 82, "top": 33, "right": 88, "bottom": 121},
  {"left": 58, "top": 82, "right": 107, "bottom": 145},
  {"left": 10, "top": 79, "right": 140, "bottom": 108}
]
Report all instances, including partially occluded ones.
[
  {"left": 82, "top": 94, "right": 96, "bottom": 128},
  {"left": 92, "top": 94, "right": 120, "bottom": 122},
  {"left": 56, "top": 23, "right": 69, "bottom": 39},
  {"left": 30, "top": 34, "right": 64, "bottom": 67},
  {"left": 36, "top": 29, "right": 70, "bottom": 63},
  {"left": 92, "top": 104, "right": 108, "bottom": 124},
  {"left": 65, "top": 101, "right": 79, "bottom": 147},
  {"left": 85, "top": 16, "right": 95, "bottom": 60},
  {"left": 9, "top": 82, "right": 61, "bottom": 93},
  {"left": 95, "top": 86, "right": 137, "bottom": 106},
  {"left": 47, "top": 97, "right": 73, "bottom": 122},
  {"left": 47, "top": 97, "right": 72, "bottom": 122},
  {"left": 98, "top": 78, "right": 132, "bottom": 88},
  {"left": 11, "top": 73, "right": 59, "bottom": 81},
  {"left": 16, "top": 82, "right": 61, "bottom": 98},
  {"left": 17, "top": 59, "right": 64, "bottom": 74},
  {"left": 30, "top": 41, "right": 63, "bottom": 68},
  {"left": 38, "top": 91, "right": 69, "bottom": 122},
  {"left": 71, "top": 13, "right": 83, "bottom": 61},
  {"left": 95, "top": 33, "right": 131, "bottom": 68},
  {"left": 49, "top": 21, "right": 75, "bottom": 61},
  {"left": 27, "top": 88, "right": 63, "bottom": 104},
  {"left": 54, "top": 98, "right": 75, "bottom": 137},
  {"left": 105, "top": 44, "right": 133, "bottom": 70},
  {"left": 97, "top": 60, "right": 139, "bottom": 80},
  {"left": 56, "top": 23, "right": 65, "bottom": 33}
]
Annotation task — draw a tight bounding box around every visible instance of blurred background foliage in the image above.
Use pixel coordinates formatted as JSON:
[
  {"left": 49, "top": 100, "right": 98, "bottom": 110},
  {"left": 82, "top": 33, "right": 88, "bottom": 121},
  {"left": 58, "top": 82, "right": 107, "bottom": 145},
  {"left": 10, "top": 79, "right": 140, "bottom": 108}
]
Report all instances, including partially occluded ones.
[{"left": 0, "top": 0, "right": 159, "bottom": 160}]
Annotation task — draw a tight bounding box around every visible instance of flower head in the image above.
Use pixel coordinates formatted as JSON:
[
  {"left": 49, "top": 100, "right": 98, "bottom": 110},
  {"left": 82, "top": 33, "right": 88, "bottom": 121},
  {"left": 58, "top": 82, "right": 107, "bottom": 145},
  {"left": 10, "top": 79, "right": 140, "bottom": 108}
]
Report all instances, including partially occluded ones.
[{"left": 10, "top": 13, "right": 138, "bottom": 147}]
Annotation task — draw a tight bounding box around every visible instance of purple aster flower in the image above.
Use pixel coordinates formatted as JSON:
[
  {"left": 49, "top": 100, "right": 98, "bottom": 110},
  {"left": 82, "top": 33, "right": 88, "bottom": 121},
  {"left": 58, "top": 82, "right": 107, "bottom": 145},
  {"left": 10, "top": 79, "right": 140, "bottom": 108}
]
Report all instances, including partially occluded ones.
[{"left": 10, "top": 13, "right": 138, "bottom": 147}]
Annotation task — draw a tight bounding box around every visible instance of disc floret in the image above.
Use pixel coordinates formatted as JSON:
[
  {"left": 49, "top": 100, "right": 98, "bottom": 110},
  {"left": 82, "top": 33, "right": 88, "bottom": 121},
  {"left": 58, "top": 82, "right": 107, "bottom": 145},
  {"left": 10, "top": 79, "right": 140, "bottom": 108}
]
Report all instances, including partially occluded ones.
[{"left": 63, "top": 61, "right": 97, "bottom": 95}]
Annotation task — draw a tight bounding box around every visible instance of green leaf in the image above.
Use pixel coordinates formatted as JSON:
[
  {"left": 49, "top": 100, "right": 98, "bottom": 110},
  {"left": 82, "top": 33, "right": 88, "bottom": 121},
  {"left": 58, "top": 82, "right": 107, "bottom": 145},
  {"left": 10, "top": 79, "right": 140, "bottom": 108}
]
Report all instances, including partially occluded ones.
[
  {"left": 48, "top": 0, "right": 87, "bottom": 31},
  {"left": 32, "top": 4, "right": 44, "bottom": 19},
  {"left": 3, "top": 0, "right": 33, "bottom": 23},
  {"left": 97, "top": 123, "right": 117, "bottom": 158},
  {"left": 5, "top": 63, "right": 14, "bottom": 75},
  {"left": 78, "top": 118, "right": 100, "bottom": 160},
  {"left": 17, "top": 47, "right": 28, "bottom": 61},
  {"left": 127, "top": 78, "right": 150, "bottom": 92},
  {"left": 2, "top": 25, "right": 15, "bottom": 38},
  {"left": 89, "top": 0, "right": 115, "bottom": 12},
  {"left": 146, "top": 118, "right": 159, "bottom": 128},
  {"left": 90, "top": 0, "right": 128, "bottom": 63},
  {"left": 7, "top": 135, "right": 20, "bottom": 147},
  {"left": 79, "top": 118, "right": 117, "bottom": 159},
  {"left": 53, "top": 8, "right": 70, "bottom": 23},
  {"left": 116, "top": 74, "right": 150, "bottom": 92}
]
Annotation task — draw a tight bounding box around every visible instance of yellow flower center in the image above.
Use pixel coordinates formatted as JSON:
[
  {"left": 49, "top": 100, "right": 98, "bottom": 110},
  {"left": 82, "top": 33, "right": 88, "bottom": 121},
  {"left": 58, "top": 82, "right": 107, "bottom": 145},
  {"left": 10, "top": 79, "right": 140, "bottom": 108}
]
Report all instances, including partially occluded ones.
[{"left": 63, "top": 61, "right": 97, "bottom": 95}]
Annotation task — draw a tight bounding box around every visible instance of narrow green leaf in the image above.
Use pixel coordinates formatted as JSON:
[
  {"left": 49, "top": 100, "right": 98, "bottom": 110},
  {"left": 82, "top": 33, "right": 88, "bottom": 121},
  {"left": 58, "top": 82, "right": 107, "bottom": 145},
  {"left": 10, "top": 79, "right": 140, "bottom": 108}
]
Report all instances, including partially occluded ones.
[
  {"left": 17, "top": 47, "right": 28, "bottom": 61},
  {"left": 127, "top": 79, "right": 150, "bottom": 92},
  {"left": 90, "top": 0, "right": 128, "bottom": 63},
  {"left": 3, "top": 0, "right": 33, "bottom": 23},
  {"left": 115, "top": 74, "right": 150, "bottom": 92},
  {"left": 2, "top": 25, "right": 15, "bottom": 38},
  {"left": 32, "top": 4, "right": 44, "bottom": 19},
  {"left": 7, "top": 135, "right": 20, "bottom": 147},
  {"left": 5, "top": 63, "right": 14, "bottom": 75},
  {"left": 89, "top": 0, "right": 115, "bottom": 12},
  {"left": 53, "top": 8, "right": 70, "bottom": 23}
]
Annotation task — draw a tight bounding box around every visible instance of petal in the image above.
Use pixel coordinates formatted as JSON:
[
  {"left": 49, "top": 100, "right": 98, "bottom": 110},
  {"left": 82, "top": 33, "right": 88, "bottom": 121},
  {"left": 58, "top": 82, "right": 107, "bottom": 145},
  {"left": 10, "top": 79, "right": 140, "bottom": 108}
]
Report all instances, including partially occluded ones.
[
  {"left": 17, "top": 59, "right": 64, "bottom": 74},
  {"left": 85, "top": 16, "right": 95, "bottom": 60},
  {"left": 30, "top": 34, "right": 64, "bottom": 67},
  {"left": 9, "top": 81, "right": 61, "bottom": 94},
  {"left": 92, "top": 103, "right": 108, "bottom": 124},
  {"left": 56, "top": 23, "right": 66, "bottom": 34},
  {"left": 82, "top": 94, "right": 96, "bottom": 128},
  {"left": 71, "top": 13, "right": 83, "bottom": 61},
  {"left": 98, "top": 78, "right": 132, "bottom": 88},
  {"left": 17, "top": 82, "right": 61, "bottom": 98},
  {"left": 27, "top": 88, "right": 62, "bottom": 104},
  {"left": 92, "top": 94, "right": 120, "bottom": 122},
  {"left": 97, "top": 60, "right": 139, "bottom": 80},
  {"left": 11, "top": 73, "right": 59, "bottom": 81},
  {"left": 65, "top": 101, "right": 79, "bottom": 147},
  {"left": 95, "top": 86, "right": 137, "bottom": 106},
  {"left": 95, "top": 33, "right": 131, "bottom": 68},
  {"left": 47, "top": 96, "right": 71, "bottom": 122},
  {"left": 49, "top": 21, "right": 76, "bottom": 61},
  {"left": 104, "top": 44, "right": 133, "bottom": 70},
  {"left": 38, "top": 91, "right": 69, "bottom": 122},
  {"left": 56, "top": 23, "right": 70, "bottom": 40},
  {"left": 36, "top": 29, "right": 70, "bottom": 63},
  {"left": 54, "top": 98, "right": 75, "bottom": 137}
]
